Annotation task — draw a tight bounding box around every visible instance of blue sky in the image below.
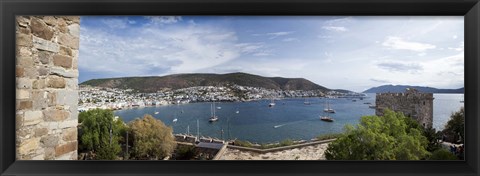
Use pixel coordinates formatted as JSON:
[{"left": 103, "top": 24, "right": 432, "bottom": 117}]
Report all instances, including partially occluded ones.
[{"left": 79, "top": 16, "right": 464, "bottom": 92}]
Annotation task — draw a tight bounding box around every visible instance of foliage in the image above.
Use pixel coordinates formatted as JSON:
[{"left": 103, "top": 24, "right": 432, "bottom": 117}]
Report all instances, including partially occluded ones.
[
  {"left": 78, "top": 109, "right": 125, "bottom": 160},
  {"left": 423, "top": 127, "right": 442, "bottom": 152},
  {"left": 175, "top": 145, "right": 196, "bottom": 160},
  {"left": 429, "top": 148, "right": 458, "bottom": 160},
  {"left": 129, "top": 114, "right": 177, "bottom": 160},
  {"left": 234, "top": 140, "right": 254, "bottom": 148},
  {"left": 443, "top": 107, "right": 464, "bottom": 143},
  {"left": 325, "top": 109, "right": 429, "bottom": 160},
  {"left": 316, "top": 133, "right": 342, "bottom": 141}
]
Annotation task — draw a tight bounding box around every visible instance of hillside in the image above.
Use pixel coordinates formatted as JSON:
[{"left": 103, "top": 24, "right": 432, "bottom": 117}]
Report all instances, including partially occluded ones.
[
  {"left": 80, "top": 72, "right": 329, "bottom": 93},
  {"left": 363, "top": 85, "right": 464, "bottom": 94}
]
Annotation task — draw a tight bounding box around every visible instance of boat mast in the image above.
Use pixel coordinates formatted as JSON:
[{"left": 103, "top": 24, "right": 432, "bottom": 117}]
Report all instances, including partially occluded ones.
[{"left": 196, "top": 119, "right": 199, "bottom": 141}]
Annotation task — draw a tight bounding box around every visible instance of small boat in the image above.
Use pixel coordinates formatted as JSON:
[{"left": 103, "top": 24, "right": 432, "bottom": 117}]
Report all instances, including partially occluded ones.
[
  {"left": 235, "top": 110, "right": 239, "bottom": 114},
  {"left": 173, "top": 118, "right": 178, "bottom": 123},
  {"left": 369, "top": 105, "right": 376, "bottom": 109},
  {"left": 273, "top": 124, "right": 284, "bottom": 128},
  {"left": 268, "top": 98, "right": 275, "bottom": 107},
  {"left": 320, "top": 116, "right": 334, "bottom": 122},
  {"left": 154, "top": 111, "right": 159, "bottom": 114},
  {"left": 363, "top": 102, "right": 371, "bottom": 104},
  {"left": 217, "top": 107, "right": 222, "bottom": 110},
  {"left": 304, "top": 98, "right": 311, "bottom": 105}
]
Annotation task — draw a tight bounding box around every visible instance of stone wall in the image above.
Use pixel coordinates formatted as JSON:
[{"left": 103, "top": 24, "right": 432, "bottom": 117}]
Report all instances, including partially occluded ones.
[
  {"left": 375, "top": 88, "right": 434, "bottom": 128},
  {"left": 15, "top": 16, "right": 80, "bottom": 160}
]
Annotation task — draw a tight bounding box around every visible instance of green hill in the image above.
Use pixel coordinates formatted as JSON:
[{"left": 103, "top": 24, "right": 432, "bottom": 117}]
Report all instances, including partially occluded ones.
[{"left": 80, "top": 72, "right": 330, "bottom": 93}]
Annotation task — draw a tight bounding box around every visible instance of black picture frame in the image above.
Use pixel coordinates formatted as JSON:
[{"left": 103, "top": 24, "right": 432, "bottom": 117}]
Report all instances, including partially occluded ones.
[{"left": 1, "top": 0, "right": 479, "bottom": 176}]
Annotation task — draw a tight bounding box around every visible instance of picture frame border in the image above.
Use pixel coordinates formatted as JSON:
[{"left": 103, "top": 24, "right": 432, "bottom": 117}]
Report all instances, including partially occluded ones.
[{"left": 1, "top": 0, "right": 479, "bottom": 176}]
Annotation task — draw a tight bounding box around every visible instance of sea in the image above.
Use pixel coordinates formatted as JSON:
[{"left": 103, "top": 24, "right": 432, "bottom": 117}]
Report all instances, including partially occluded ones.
[{"left": 114, "top": 93, "right": 464, "bottom": 143}]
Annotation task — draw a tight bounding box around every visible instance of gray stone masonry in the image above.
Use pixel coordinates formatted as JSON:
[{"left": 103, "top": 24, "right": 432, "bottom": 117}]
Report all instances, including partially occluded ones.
[
  {"left": 375, "top": 88, "right": 434, "bottom": 129},
  {"left": 16, "top": 16, "right": 80, "bottom": 160}
]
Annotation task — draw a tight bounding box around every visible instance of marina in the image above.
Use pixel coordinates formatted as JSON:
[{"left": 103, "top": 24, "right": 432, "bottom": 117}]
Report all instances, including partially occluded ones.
[{"left": 114, "top": 93, "right": 463, "bottom": 144}]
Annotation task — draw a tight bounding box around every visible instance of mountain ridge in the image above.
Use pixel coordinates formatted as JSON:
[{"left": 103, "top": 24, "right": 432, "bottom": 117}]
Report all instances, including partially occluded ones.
[
  {"left": 80, "top": 72, "right": 330, "bottom": 93},
  {"left": 363, "top": 84, "right": 464, "bottom": 94}
]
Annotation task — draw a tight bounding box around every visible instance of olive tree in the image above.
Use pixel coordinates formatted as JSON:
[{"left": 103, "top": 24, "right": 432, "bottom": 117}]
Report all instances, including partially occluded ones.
[{"left": 129, "top": 114, "right": 177, "bottom": 160}]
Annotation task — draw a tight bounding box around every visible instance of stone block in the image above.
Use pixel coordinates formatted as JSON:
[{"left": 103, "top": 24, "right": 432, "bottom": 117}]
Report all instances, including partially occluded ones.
[
  {"left": 23, "top": 67, "right": 39, "bottom": 79},
  {"left": 67, "top": 24, "right": 80, "bottom": 38},
  {"left": 41, "top": 134, "right": 59, "bottom": 147},
  {"left": 17, "top": 46, "right": 32, "bottom": 57},
  {"left": 51, "top": 67, "right": 78, "bottom": 78},
  {"left": 37, "top": 67, "right": 49, "bottom": 76},
  {"left": 62, "top": 127, "right": 77, "bottom": 141},
  {"left": 17, "top": 56, "right": 34, "bottom": 67},
  {"left": 32, "top": 90, "right": 48, "bottom": 110},
  {"left": 18, "top": 137, "right": 40, "bottom": 155},
  {"left": 16, "top": 16, "right": 30, "bottom": 27},
  {"left": 56, "top": 90, "right": 78, "bottom": 106},
  {"left": 16, "top": 33, "right": 32, "bottom": 47},
  {"left": 59, "top": 46, "right": 72, "bottom": 56},
  {"left": 63, "top": 16, "right": 80, "bottom": 23},
  {"left": 31, "top": 154, "right": 45, "bottom": 160},
  {"left": 47, "top": 92, "right": 57, "bottom": 106},
  {"left": 24, "top": 110, "right": 43, "bottom": 126},
  {"left": 59, "top": 120, "right": 77, "bottom": 129},
  {"left": 30, "top": 17, "right": 54, "bottom": 40},
  {"left": 43, "top": 16, "right": 57, "bottom": 26},
  {"left": 45, "top": 148, "right": 55, "bottom": 160},
  {"left": 53, "top": 55, "right": 72, "bottom": 69},
  {"left": 33, "top": 36, "right": 59, "bottom": 52},
  {"left": 55, "top": 141, "right": 77, "bottom": 157},
  {"left": 66, "top": 78, "right": 78, "bottom": 89},
  {"left": 58, "top": 33, "right": 79, "bottom": 49},
  {"left": 32, "top": 79, "right": 46, "bottom": 89},
  {"left": 16, "top": 78, "right": 32, "bottom": 89},
  {"left": 17, "top": 100, "right": 33, "bottom": 110},
  {"left": 43, "top": 109, "right": 69, "bottom": 121},
  {"left": 47, "top": 76, "right": 66, "bottom": 88},
  {"left": 38, "top": 51, "right": 52, "bottom": 64},
  {"left": 16, "top": 89, "right": 30, "bottom": 99},
  {"left": 34, "top": 128, "right": 49, "bottom": 137},
  {"left": 18, "top": 27, "right": 31, "bottom": 35},
  {"left": 56, "top": 17, "right": 68, "bottom": 33},
  {"left": 16, "top": 66, "right": 25, "bottom": 77}
]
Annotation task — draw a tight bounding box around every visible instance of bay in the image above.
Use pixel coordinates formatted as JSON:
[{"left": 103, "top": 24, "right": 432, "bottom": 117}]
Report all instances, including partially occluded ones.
[{"left": 114, "top": 93, "right": 464, "bottom": 143}]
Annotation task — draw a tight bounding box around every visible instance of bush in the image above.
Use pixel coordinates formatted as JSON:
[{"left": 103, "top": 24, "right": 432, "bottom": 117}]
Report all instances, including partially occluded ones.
[
  {"left": 316, "top": 133, "right": 342, "bottom": 141},
  {"left": 429, "top": 148, "right": 458, "bottom": 160},
  {"left": 175, "top": 145, "right": 196, "bottom": 160}
]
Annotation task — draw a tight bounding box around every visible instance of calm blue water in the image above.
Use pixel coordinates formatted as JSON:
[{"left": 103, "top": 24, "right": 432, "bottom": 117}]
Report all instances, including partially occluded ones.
[{"left": 114, "top": 93, "right": 463, "bottom": 143}]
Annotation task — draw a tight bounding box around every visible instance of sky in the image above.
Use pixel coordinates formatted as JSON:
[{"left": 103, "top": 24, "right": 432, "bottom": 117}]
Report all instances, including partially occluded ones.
[{"left": 78, "top": 16, "right": 464, "bottom": 92}]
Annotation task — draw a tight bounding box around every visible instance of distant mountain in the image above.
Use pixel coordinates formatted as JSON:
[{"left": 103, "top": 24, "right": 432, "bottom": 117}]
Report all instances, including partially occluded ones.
[
  {"left": 363, "top": 85, "right": 464, "bottom": 94},
  {"left": 80, "top": 72, "right": 330, "bottom": 93}
]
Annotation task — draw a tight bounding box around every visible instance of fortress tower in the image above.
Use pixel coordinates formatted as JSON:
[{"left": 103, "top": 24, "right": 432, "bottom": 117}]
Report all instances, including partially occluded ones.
[{"left": 375, "top": 88, "right": 434, "bottom": 128}]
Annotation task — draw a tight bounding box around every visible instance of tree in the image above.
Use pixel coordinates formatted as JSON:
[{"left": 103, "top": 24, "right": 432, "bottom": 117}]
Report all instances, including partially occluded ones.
[
  {"left": 78, "top": 109, "right": 125, "bottom": 160},
  {"left": 443, "top": 107, "right": 464, "bottom": 143},
  {"left": 128, "top": 114, "right": 177, "bottom": 160},
  {"left": 325, "top": 109, "right": 429, "bottom": 160}
]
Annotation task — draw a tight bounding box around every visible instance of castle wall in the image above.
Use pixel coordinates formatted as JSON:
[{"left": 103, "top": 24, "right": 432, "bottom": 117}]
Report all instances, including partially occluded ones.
[
  {"left": 375, "top": 89, "right": 434, "bottom": 128},
  {"left": 16, "top": 16, "right": 80, "bottom": 160}
]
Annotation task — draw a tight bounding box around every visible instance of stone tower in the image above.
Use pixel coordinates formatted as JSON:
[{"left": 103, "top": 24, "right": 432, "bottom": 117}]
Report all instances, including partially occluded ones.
[
  {"left": 375, "top": 88, "right": 434, "bottom": 128},
  {"left": 16, "top": 16, "right": 80, "bottom": 160}
]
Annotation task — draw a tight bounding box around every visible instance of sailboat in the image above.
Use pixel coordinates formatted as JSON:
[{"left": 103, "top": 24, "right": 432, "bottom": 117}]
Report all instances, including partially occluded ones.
[
  {"left": 323, "top": 99, "right": 335, "bottom": 113},
  {"left": 304, "top": 97, "right": 311, "bottom": 105},
  {"left": 320, "top": 115, "right": 334, "bottom": 122},
  {"left": 154, "top": 111, "right": 159, "bottom": 114},
  {"left": 209, "top": 102, "right": 219, "bottom": 122},
  {"left": 268, "top": 98, "right": 276, "bottom": 107}
]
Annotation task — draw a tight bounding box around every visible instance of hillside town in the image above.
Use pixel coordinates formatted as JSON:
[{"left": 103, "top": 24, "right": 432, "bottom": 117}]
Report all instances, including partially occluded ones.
[{"left": 78, "top": 85, "right": 354, "bottom": 111}]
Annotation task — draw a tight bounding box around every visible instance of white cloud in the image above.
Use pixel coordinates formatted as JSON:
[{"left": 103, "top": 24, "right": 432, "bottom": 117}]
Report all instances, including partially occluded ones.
[
  {"left": 448, "top": 42, "right": 464, "bottom": 51},
  {"left": 382, "top": 36, "right": 436, "bottom": 52},
  {"left": 80, "top": 22, "right": 243, "bottom": 76},
  {"left": 322, "top": 26, "right": 348, "bottom": 32},
  {"left": 101, "top": 18, "right": 129, "bottom": 29},
  {"left": 266, "top": 31, "right": 294, "bottom": 39},
  {"left": 282, "top": 38, "right": 299, "bottom": 42},
  {"left": 145, "top": 16, "right": 182, "bottom": 25},
  {"left": 377, "top": 60, "right": 423, "bottom": 74}
]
